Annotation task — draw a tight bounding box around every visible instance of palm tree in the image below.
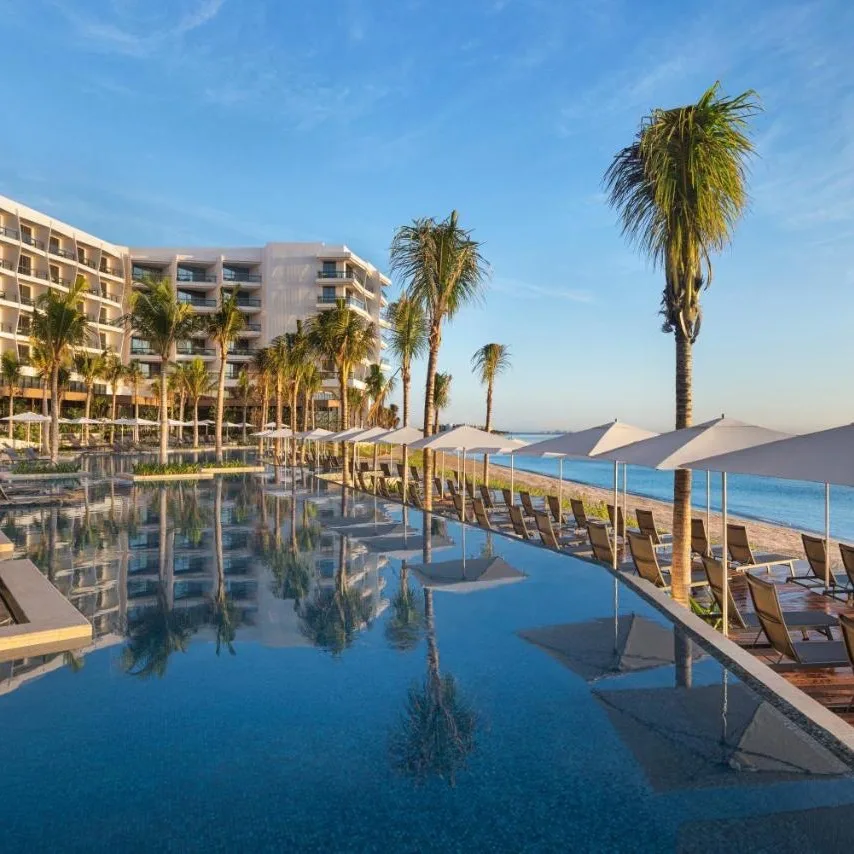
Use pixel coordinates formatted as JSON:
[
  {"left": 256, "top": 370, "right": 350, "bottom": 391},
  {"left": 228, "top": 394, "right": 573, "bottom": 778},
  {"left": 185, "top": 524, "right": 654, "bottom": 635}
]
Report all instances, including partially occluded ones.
[
  {"left": 307, "top": 300, "right": 375, "bottom": 484},
  {"left": 210, "top": 478, "right": 238, "bottom": 655},
  {"left": 365, "top": 363, "right": 396, "bottom": 426},
  {"left": 208, "top": 288, "right": 246, "bottom": 462},
  {"left": 102, "top": 352, "right": 125, "bottom": 444},
  {"left": 29, "top": 341, "right": 52, "bottom": 454},
  {"left": 604, "top": 82, "right": 758, "bottom": 604},
  {"left": 131, "top": 277, "right": 199, "bottom": 464},
  {"left": 182, "top": 357, "right": 213, "bottom": 448},
  {"left": 432, "top": 372, "right": 452, "bottom": 434},
  {"left": 390, "top": 211, "right": 488, "bottom": 509},
  {"left": 346, "top": 386, "right": 365, "bottom": 428},
  {"left": 234, "top": 367, "right": 253, "bottom": 444},
  {"left": 252, "top": 346, "right": 273, "bottom": 430},
  {"left": 301, "top": 362, "right": 322, "bottom": 431},
  {"left": 168, "top": 363, "right": 189, "bottom": 442},
  {"left": 124, "top": 359, "right": 145, "bottom": 442},
  {"left": 385, "top": 297, "right": 427, "bottom": 427},
  {"left": 31, "top": 274, "right": 89, "bottom": 462},
  {"left": 471, "top": 342, "right": 511, "bottom": 480},
  {"left": 72, "top": 350, "right": 106, "bottom": 444},
  {"left": 1, "top": 352, "right": 21, "bottom": 442},
  {"left": 272, "top": 321, "right": 310, "bottom": 467},
  {"left": 385, "top": 561, "right": 425, "bottom": 652}
]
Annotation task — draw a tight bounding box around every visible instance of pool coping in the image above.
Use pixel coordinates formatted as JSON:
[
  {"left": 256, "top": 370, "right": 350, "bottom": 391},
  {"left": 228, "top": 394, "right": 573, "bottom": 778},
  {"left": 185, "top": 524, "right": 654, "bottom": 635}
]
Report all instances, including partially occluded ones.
[
  {"left": 0, "top": 559, "right": 92, "bottom": 661},
  {"left": 2, "top": 472, "right": 85, "bottom": 481},
  {"left": 121, "top": 472, "right": 216, "bottom": 483},
  {"left": 199, "top": 466, "right": 267, "bottom": 475}
]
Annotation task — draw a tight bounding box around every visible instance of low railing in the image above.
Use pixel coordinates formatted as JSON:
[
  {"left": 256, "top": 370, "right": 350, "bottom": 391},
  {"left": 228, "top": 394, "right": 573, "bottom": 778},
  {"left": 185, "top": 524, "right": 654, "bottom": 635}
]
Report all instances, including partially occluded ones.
[
  {"left": 316, "top": 294, "right": 367, "bottom": 312},
  {"left": 244, "top": 322, "right": 261, "bottom": 332},
  {"left": 317, "top": 270, "right": 351, "bottom": 279},
  {"left": 99, "top": 265, "right": 123, "bottom": 277},
  {"left": 51, "top": 276, "right": 71, "bottom": 286},
  {"left": 177, "top": 296, "right": 217, "bottom": 308},
  {"left": 177, "top": 273, "right": 218, "bottom": 283},
  {"left": 224, "top": 272, "right": 262, "bottom": 283},
  {"left": 78, "top": 257, "right": 97, "bottom": 269},
  {"left": 177, "top": 347, "right": 215, "bottom": 356},
  {"left": 49, "top": 246, "right": 75, "bottom": 259},
  {"left": 131, "top": 346, "right": 156, "bottom": 356},
  {"left": 21, "top": 234, "right": 44, "bottom": 250},
  {"left": 0, "top": 259, "right": 13, "bottom": 271},
  {"left": 226, "top": 348, "right": 258, "bottom": 357},
  {"left": 0, "top": 226, "right": 20, "bottom": 240},
  {"left": 236, "top": 297, "right": 261, "bottom": 308}
]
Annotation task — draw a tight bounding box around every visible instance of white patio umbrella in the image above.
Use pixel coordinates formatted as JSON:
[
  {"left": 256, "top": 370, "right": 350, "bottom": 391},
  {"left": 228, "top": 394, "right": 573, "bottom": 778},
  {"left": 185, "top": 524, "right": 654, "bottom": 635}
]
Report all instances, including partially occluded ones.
[
  {"left": 2, "top": 411, "right": 51, "bottom": 449},
  {"left": 296, "top": 428, "right": 334, "bottom": 439},
  {"left": 594, "top": 417, "right": 792, "bottom": 634},
  {"left": 344, "top": 426, "right": 391, "bottom": 485},
  {"left": 265, "top": 427, "right": 295, "bottom": 439},
  {"left": 469, "top": 437, "right": 528, "bottom": 495},
  {"left": 361, "top": 426, "right": 424, "bottom": 498},
  {"left": 517, "top": 422, "right": 659, "bottom": 570},
  {"left": 691, "top": 423, "right": 854, "bottom": 597},
  {"left": 409, "top": 555, "right": 526, "bottom": 593}
]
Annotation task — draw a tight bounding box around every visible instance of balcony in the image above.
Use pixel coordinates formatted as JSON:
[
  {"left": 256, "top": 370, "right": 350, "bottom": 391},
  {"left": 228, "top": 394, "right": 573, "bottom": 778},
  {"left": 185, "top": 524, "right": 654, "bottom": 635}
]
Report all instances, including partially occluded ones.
[
  {"left": 78, "top": 257, "right": 98, "bottom": 270},
  {"left": 177, "top": 296, "right": 217, "bottom": 309},
  {"left": 50, "top": 275, "right": 72, "bottom": 287},
  {"left": 49, "top": 245, "right": 76, "bottom": 260},
  {"left": 89, "top": 288, "right": 120, "bottom": 303},
  {"left": 21, "top": 234, "right": 45, "bottom": 251},
  {"left": 317, "top": 270, "right": 353, "bottom": 280},
  {"left": 236, "top": 297, "right": 261, "bottom": 311},
  {"left": 130, "top": 345, "right": 156, "bottom": 356},
  {"left": 243, "top": 322, "right": 261, "bottom": 335},
  {"left": 0, "top": 226, "right": 20, "bottom": 241},
  {"left": 132, "top": 270, "right": 168, "bottom": 283},
  {"left": 316, "top": 294, "right": 367, "bottom": 313},
  {"left": 223, "top": 270, "right": 261, "bottom": 283},
  {"left": 226, "top": 348, "right": 257, "bottom": 359},
  {"left": 0, "top": 259, "right": 13, "bottom": 273},
  {"left": 99, "top": 264, "right": 124, "bottom": 278},
  {"left": 177, "top": 273, "right": 217, "bottom": 283},
  {"left": 176, "top": 346, "right": 215, "bottom": 358}
]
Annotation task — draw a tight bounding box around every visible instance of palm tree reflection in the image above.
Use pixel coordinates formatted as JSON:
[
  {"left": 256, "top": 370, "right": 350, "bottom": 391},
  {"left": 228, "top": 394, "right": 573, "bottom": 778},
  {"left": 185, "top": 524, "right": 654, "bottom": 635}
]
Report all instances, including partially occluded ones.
[
  {"left": 389, "top": 588, "right": 476, "bottom": 786},
  {"left": 385, "top": 560, "right": 425, "bottom": 652},
  {"left": 209, "top": 478, "right": 238, "bottom": 656}
]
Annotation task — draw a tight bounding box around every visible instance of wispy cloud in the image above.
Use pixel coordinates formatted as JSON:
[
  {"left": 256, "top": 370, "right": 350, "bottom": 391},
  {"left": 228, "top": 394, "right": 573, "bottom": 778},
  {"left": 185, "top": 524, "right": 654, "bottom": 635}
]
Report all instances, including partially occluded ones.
[{"left": 491, "top": 277, "right": 594, "bottom": 304}]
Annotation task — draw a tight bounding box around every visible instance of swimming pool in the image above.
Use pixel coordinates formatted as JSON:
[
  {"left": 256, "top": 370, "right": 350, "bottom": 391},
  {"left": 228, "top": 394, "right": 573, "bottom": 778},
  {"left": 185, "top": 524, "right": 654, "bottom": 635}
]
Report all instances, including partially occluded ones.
[{"left": 1, "top": 469, "right": 853, "bottom": 852}]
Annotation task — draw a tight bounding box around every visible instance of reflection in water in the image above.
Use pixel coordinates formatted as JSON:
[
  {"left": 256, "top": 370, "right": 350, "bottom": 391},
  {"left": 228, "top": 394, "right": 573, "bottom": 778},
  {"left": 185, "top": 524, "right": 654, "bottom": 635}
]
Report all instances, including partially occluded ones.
[
  {"left": 390, "top": 588, "right": 477, "bottom": 787},
  {"left": 385, "top": 561, "right": 425, "bottom": 652}
]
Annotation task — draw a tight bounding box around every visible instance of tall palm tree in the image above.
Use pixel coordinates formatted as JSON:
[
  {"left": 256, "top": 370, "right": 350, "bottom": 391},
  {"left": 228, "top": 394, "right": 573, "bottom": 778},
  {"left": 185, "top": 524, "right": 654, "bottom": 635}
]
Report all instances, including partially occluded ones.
[
  {"left": 102, "top": 351, "right": 125, "bottom": 444},
  {"left": 207, "top": 288, "right": 246, "bottom": 462},
  {"left": 365, "top": 363, "right": 396, "bottom": 426},
  {"left": 31, "top": 274, "right": 89, "bottom": 462},
  {"left": 432, "top": 372, "right": 452, "bottom": 434},
  {"left": 124, "top": 359, "right": 144, "bottom": 442},
  {"left": 252, "top": 346, "right": 274, "bottom": 431},
  {"left": 72, "top": 350, "right": 106, "bottom": 444},
  {"left": 234, "top": 367, "right": 253, "bottom": 444},
  {"left": 385, "top": 297, "right": 427, "bottom": 427},
  {"left": 604, "top": 82, "right": 758, "bottom": 604},
  {"left": 301, "top": 362, "right": 322, "bottom": 431},
  {"left": 210, "top": 478, "right": 238, "bottom": 655},
  {"left": 131, "top": 277, "right": 199, "bottom": 464},
  {"left": 276, "top": 321, "right": 310, "bottom": 467},
  {"left": 390, "top": 211, "right": 488, "bottom": 509},
  {"left": 182, "top": 357, "right": 213, "bottom": 448},
  {"left": 1, "top": 352, "right": 21, "bottom": 442},
  {"left": 307, "top": 300, "right": 375, "bottom": 484},
  {"left": 346, "top": 386, "right": 365, "bottom": 428},
  {"left": 471, "top": 343, "right": 511, "bottom": 480},
  {"left": 169, "top": 363, "right": 189, "bottom": 442}
]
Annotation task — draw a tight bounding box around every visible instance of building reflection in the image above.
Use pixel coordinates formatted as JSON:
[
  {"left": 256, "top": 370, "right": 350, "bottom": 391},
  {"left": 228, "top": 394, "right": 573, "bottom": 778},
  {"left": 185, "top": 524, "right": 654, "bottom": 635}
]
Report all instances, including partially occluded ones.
[{"left": 0, "top": 475, "right": 389, "bottom": 693}]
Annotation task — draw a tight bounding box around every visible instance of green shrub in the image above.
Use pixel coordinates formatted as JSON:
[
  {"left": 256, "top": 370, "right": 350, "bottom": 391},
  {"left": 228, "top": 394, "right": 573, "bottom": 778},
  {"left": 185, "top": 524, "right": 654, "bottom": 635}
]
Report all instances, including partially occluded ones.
[
  {"left": 132, "top": 462, "right": 202, "bottom": 476},
  {"left": 10, "top": 461, "right": 81, "bottom": 475}
]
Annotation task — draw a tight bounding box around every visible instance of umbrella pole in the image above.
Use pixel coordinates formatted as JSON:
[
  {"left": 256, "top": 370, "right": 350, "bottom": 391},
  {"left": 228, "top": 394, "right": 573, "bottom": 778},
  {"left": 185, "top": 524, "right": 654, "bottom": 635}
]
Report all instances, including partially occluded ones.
[
  {"left": 558, "top": 458, "right": 563, "bottom": 518},
  {"left": 511, "top": 454, "right": 515, "bottom": 497},
  {"left": 440, "top": 451, "right": 444, "bottom": 498},
  {"left": 612, "top": 461, "right": 618, "bottom": 571},
  {"left": 721, "top": 472, "right": 729, "bottom": 638},
  {"left": 462, "top": 449, "right": 467, "bottom": 521},
  {"left": 825, "top": 481, "right": 831, "bottom": 590},
  {"left": 622, "top": 462, "right": 627, "bottom": 538},
  {"left": 706, "top": 470, "right": 711, "bottom": 534},
  {"left": 403, "top": 445, "right": 409, "bottom": 503}
]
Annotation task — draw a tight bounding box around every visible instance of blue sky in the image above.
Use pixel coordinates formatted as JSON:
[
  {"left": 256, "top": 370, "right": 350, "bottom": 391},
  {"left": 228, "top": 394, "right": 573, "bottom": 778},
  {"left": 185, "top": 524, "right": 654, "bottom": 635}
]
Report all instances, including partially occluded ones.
[{"left": 2, "top": 0, "right": 852, "bottom": 434}]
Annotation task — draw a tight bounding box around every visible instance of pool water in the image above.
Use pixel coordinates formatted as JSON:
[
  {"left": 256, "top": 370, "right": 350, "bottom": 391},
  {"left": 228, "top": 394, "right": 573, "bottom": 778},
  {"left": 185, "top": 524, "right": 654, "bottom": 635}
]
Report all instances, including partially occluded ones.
[{"left": 1, "top": 466, "right": 853, "bottom": 852}]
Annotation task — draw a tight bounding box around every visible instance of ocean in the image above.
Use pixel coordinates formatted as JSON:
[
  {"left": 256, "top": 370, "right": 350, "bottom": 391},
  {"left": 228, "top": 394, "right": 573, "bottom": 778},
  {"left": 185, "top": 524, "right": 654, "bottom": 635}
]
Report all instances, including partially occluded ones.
[{"left": 489, "top": 434, "right": 854, "bottom": 542}]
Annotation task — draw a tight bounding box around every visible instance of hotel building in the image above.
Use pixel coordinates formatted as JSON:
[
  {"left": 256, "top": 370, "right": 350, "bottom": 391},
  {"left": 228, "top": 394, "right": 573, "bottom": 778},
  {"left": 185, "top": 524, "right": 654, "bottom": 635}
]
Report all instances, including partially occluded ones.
[{"left": 0, "top": 194, "right": 391, "bottom": 414}]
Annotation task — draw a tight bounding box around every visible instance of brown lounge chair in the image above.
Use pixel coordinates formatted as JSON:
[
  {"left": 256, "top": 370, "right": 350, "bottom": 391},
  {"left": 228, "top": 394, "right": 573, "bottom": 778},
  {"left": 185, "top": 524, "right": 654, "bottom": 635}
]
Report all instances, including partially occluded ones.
[
  {"left": 410, "top": 465, "right": 420, "bottom": 484},
  {"left": 701, "top": 555, "right": 837, "bottom": 644},
  {"left": 408, "top": 482, "right": 424, "bottom": 509},
  {"left": 627, "top": 531, "right": 708, "bottom": 593},
  {"left": 519, "top": 490, "right": 539, "bottom": 518},
  {"left": 790, "top": 534, "right": 850, "bottom": 593},
  {"left": 0, "top": 484, "right": 64, "bottom": 506},
  {"left": 570, "top": 498, "right": 591, "bottom": 531},
  {"left": 479, "top": 484, "right": 499, "bottom": 512},
  {"left": 452, "top": 493, "right": 471, "bottom": 523},
  {"left": 433, "top": 477, "right": 445, "bottom": 500},
  {"left": 446, "top": 479, "right": 458, "bottom": 499},
  {"left": 691, "top": 518, "right": 723, "bottom": 559},
  {"left": 546, "top": 495, "right": 564, "bottom": 527},
  {"left": 380, "top": 462, "right": 392, "bottom": 478},
  {"left": 727, "top": 523, "right": 797, "bottom": 574},
  {"left": 396, "top": 462, "right": 406, "bottom": 480},
  {"left": 745, "top": 573, "right": 847, "bottom": 669},
  {"left": 587, "top": 522, "right": 615, "bottom": 566},
  {"left": 508, "top": 505, "right": 531, "bottom": 540},
  {"left": 501, "top": 488, "right": 514, "bottom": 513},
  {"left": 472, "top": 498, "right": 492, "bottom": 530},
  {"left": 606, "top": 503, "right": 627, "bottom": 540},
  {"left": 464, "top": 480, "right": 476, "bottom": 501},
  {"left": 533, "top": 510, "right": 578, "bottom": 552},
  {"left": 635, "top": 508, "right": 672, "bottom": 548}
]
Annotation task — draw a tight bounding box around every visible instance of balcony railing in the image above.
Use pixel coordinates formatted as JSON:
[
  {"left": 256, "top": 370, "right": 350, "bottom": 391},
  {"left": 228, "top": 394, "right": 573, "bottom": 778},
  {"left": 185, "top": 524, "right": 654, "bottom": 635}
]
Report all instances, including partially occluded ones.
[
  {"left": 78, "top": 257, "right": 97, "bottom": 269},
  {"left": 177, "top": 347, "right": 215, "bottom": 356},
  {"left": 317, "top": 270, "right": 351, "bottom": 279},
  {"left": 21, "top": 234, "right": 44, "bottom": 250},
  {"left": 131, "top": 345, "right": 156, "bottom": 355},
  {"left": 49, "top": 245, "right": 75, "bottom": 259},
  {"left": 223, "top": 272, "right": 262, "bottom": 283},
  {"left": 316, "top": 294, "right": 367, "bottom": 312},
  {"left": 88, "top": 288, "right": 120, "bottom": 302},
  {"left": 0, "top": 259, "right": 14, "bottom": 272},
  {"left": 226, "top": 348, "right": 258, "bottom": 357},
  {"left": 51, "top": 275, "right": 71, "bottom": 286},
  {"left": 177, "top": 273, "right": 218, "bottom": 283},
  {"left": 0, "top": 226, "right": 20, "bottom": 240},
  {"left": 132, "top": 271, "right": 168, "bottom": 283},
  {"left": 178, "top": 295, "right": 217, "bottom": 308},
  {"left": 16, "top": 295, "right": 33, "bottom": 306},
  {"left": 244, "top": 322, "right": 261, "bottom": 332},
  {"left": 99, "top": 265, "right": 123, "bottom": 277},
  {"left": 235, "top": 297, "right": 261, "bottom": 308}
]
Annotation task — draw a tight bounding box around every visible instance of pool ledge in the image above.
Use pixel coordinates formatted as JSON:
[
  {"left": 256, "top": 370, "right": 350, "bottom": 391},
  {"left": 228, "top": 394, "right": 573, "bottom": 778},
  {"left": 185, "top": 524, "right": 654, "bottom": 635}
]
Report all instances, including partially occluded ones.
[
  {"left": 200, "top": 466, "right": 267, "bottom": 475},
  {"left": 121, "top": 472, "right": 216, "bottom": 483},
  {"left": 617, "top": 569, "right": 854, "bottom": 765},
  {"left": 0, "top": 560, "right": 92, "bottom": 662}
]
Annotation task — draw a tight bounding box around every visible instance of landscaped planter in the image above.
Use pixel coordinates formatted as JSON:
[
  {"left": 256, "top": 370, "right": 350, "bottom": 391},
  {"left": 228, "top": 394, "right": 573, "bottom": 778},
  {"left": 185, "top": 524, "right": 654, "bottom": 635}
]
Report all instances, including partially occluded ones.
[{"left": 3, "top": 472, "right": 84, "bottom": 482}]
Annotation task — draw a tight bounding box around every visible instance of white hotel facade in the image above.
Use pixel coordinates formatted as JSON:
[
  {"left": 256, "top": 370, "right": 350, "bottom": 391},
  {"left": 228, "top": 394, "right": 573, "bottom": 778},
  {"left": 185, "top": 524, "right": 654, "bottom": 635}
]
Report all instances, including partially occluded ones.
[{"left": 0, "top": 194, "right": 391, "bottom": 411}]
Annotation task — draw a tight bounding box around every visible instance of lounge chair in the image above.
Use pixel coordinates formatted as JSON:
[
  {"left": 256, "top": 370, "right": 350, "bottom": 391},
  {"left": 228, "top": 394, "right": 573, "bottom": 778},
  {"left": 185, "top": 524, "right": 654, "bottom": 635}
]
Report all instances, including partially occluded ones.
[
  {"left": 840, "top": 544, "right": 854, "bottom": 589},
  {"left": 691, "top": 518, "right": 723, "bottom": 559},
  {"left": 606, "top": 503, "right": 627, "bottom": 541},
  {"left": 627, "top": 532, "right": 708, "bottom": 593},
  {"left": 701, "top": 555, "right": 837, "bottom": 643},
  {"left": 587, "top": 522, "right": 615, "bottom": 566},
  {"left": 635, "top": 508, "right": 672, "bottom": 548},
  {"left": 547, "top": 495, "right": 564, "bottom": 527},
  {"left": 790, "top": 534, "right": 849, "bottom": 593},
  {"left": 446, "top": 479, "right": 459, "bottom": 499},
  {"left": 519, "top": 490, "right": 538, "bottom": 518},
  {"left": 501, "top": 488, "right": 514, "bottom": 513},
  {"left": 727, "top": 523, "right": 798, "bottom": 574},
  {"left": 0, "top": 484, "right": 63, "bottom": 506},
  {"left": 745, "top": 573, "right": 848, "bottom": 669},
  {"left": 570, "top": 498, "right": 591, "bottom": 531},
  {"left": 479, "top": 484, "right": 497, "bottom": 511},
  {"left": 508, "top": 505, "right": 532, "bottom": 540},
  {"left": 395, "top": 480, "right": 405, "bottom": 502},
  {"left": 433, "top": 477, "right": 445, "bottom": 500},
  {"left": 408, "top": 483, "right": 424, "bottom": 509},
  {"left": 533, "top": 510, "right": 578, "bottom": 551},
  {"left": 473, "top": 498, "right": 492, "bottom": 530},
  {"left": 396, "top": 462, "right": 406, "bottom": 479},
  {"left": 410, "top": 465, "right": 420, "bottom": 484},
  {"left": 452, "top": 493, "right": 471, "bottom": 523},
  {"left": 464, "top": 480, "right": 476, "bottom": 501},
  {"left": 380, "top": 462, "right": 392, "bottom": 478}
]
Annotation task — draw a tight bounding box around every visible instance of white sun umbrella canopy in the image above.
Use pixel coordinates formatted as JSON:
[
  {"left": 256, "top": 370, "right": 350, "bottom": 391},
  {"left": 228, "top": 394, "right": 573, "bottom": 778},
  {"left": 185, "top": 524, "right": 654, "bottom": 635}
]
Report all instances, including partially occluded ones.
[
  {"left": 2, "top": 412, "right": 50, "bottom": 422},
  {"left": 296, "top": 428, "right": 334, "bottom": 440},
  {"left": 325, "top": 426, "right": 365, "bottom": 442},
  {"left": 344, "top": 427, "right": 392, "bottom": 482},
  {"left": 469, "top": 437, "right": 528, "bottom": 495},
  {"left": 362, "top": 426, "right": 424, "bottom": 446},
  {"left": 691, "top": 423, "right": 854, "bottom": 593},
  {"left": 265, "top": 427, "right": 295, "bottom": 439}
]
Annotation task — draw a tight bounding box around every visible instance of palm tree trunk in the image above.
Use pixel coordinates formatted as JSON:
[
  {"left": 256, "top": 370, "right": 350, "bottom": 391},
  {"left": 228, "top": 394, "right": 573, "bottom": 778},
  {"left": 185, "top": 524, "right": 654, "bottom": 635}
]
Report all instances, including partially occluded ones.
[
  {"left": 311, "top": 395, "right": 316, "bottom": 430},
  {"left": 178, "top": 393, "right": 185, "bottom": 444},
  {"left": 83, "top": 388, "right": 92, "bottom": 443},
  {"left": 402, "top": 364, "right": 410, "bottom": 427},
  {"left": 422, "top": 331, "right": 441, "bottom": 511},
  {"left": 7, "top": 388, "right": 13, "bottom": 441},
  {"left": 339, "top": 371, "right": 349, "bottom": 486},
  {"left": 41, "top": 380, "right": 49, "bottom": 454},
  {"left": 193, "top": 399, "right": 200, "bottom": 447},
  {"left": 215, "top": 345, "right": 227, "bottom": 463},
  {"left": 275, "top": 376, "right": 284, "bottom": 462},
  {"left": 483, "top": 379, "right": 494, "bottom": 482},
  {"left": 159, "top": 361, "right": 169, "bottom": 466},
  {"left": 110, "top": 387, "right": 118, "bottom": 444},
  {"left": 670, "top": 329, "right": 693, "bottom": 605},
  {"left": 50, "top": 365, "right": 60, "bottom": 463},
  {"left": 290, "top": 384, "right": 299, "bottom": 468}
]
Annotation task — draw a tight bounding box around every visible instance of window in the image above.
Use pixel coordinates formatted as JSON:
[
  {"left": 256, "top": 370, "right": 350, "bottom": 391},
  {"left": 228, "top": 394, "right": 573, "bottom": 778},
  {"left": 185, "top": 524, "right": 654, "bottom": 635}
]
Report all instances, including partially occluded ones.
[
  {"left": 19, "top": 284, "right": 31, "bottom": 303},
  {"left": 17, "top": 344, "right": 30, "bottom": 362},
  {"left": 17, "top": 317, "right": 31, "bottom": 335},
  {"left": 99, "top": 309, "right": 107, "bottom": 323},
  {"left": 49, "top": 237, "right": 59, "bottom": 254},
  {"left": 322, "top": 286, "right": 335, "bottom": 301},
  {"left": 99, "top": 333, "right": 107, "bottom": 349},
  {"left": 50, "top": 264, "right": 60, "bottom": 284},
  {"left": 20, "top": 225, "right": 32, "bottom": 243},
  {"left": 77, "top": 247, "right": 86, "bottom": 264},
  {"left": 17, "top": 255, "right": 31, "bottom": 275},
  {"left": 322, "top": 260, "right": 336, "bottom": 275}
]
